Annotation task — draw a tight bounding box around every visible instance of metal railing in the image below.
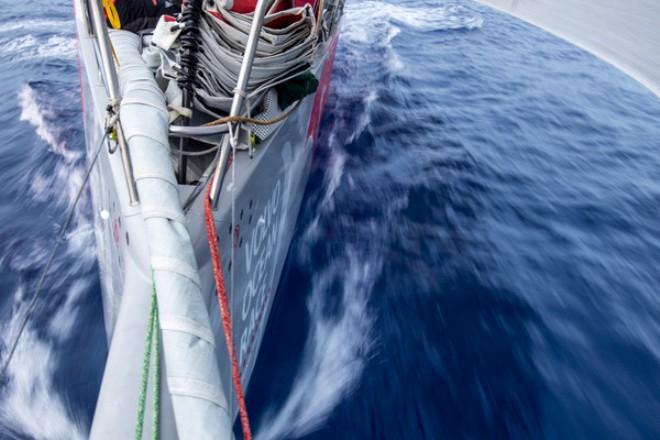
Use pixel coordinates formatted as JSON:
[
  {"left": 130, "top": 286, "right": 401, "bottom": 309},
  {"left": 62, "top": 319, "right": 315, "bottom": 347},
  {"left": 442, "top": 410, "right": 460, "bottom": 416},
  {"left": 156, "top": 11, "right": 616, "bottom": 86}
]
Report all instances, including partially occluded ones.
[
  {"left": 209, "top": 0, "right": 271, "bottom": 208},
  {"left": 87, "top": 0, "right": 140, "bottom": 205}
]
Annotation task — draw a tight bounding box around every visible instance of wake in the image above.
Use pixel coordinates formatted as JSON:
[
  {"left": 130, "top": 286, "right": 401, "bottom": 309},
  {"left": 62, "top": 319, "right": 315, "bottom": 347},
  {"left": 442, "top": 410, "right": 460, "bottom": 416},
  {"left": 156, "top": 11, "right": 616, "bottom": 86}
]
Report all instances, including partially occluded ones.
[
  {"left": 0, "top": 84, "right": 92, "bottom": 439},
  {"left": 257, "top": 2, "right": 483, "bottom": 438}
]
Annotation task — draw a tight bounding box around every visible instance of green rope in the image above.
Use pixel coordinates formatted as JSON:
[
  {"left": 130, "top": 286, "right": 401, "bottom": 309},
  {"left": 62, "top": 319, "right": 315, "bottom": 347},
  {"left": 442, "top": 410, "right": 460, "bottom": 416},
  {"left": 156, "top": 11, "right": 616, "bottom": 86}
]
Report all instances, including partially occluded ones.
[
  {"left": 152, "top": 288, "right": 160, "bottom": 439},
  {"left": 135, "top": 275, "right": 161, "bottom": 440}
]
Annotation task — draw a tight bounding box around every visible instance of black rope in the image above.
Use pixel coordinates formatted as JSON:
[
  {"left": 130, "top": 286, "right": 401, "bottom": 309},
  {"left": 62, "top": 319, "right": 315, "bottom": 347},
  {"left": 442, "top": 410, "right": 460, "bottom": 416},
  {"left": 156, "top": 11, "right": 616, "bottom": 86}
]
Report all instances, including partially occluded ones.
[
  {"left": 176, "top": 0, "right": 204, "bottom": 183},
  {"left": 176, "top": 0, "right": 203, "bottom": 97}
]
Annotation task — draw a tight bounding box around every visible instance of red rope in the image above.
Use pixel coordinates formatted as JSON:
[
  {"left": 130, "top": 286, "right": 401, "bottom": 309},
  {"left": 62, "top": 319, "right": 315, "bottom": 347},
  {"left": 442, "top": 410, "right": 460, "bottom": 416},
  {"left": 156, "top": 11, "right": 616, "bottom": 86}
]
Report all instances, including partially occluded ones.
[{"left": 204, "top": 178, "right": 253, "bottom": 440}]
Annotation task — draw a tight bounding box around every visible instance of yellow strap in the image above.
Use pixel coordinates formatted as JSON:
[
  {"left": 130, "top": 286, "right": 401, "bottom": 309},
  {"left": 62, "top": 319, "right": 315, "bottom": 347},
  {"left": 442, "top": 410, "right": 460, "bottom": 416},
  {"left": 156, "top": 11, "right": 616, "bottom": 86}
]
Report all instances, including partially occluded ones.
[{"left": 102, "top": 0, "right": 121, "bottom": 29}]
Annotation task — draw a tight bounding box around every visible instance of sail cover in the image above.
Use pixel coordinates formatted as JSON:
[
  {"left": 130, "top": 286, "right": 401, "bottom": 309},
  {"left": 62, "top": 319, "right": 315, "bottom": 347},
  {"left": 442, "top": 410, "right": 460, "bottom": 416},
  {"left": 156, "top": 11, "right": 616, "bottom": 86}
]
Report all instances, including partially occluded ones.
[
  {"left": 90, "top": 30, "right": 232, "bottom": 440},
  {"left": 475, "top": 0, "right": 660, "bottom": 97}
]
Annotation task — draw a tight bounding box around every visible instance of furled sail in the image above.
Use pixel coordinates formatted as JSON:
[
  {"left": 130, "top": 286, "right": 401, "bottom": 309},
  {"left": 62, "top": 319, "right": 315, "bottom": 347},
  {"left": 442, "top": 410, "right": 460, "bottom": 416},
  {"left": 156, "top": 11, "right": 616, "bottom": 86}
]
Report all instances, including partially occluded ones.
[
  {"left": 475, "top": 0, "right": 660, "bottom": 97},
  {"left": 90, "top": 30, "right": 232, "bottom": 440}
]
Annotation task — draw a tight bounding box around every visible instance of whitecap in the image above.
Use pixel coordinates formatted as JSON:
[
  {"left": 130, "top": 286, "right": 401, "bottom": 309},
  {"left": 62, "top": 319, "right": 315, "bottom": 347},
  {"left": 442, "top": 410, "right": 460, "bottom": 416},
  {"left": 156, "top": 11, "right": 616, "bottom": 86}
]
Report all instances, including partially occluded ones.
[
  {"left": 1, "top": 34, "right": 77, "bottom": 60},
  {"left": 345, "top": 1, "right": 483, "bottom": 33},
  {"left": 0, "top": 19, "right": 74, "bottom": 34},
  {"left": 341, "top": 1, "right": 482, "bottom": 73}
]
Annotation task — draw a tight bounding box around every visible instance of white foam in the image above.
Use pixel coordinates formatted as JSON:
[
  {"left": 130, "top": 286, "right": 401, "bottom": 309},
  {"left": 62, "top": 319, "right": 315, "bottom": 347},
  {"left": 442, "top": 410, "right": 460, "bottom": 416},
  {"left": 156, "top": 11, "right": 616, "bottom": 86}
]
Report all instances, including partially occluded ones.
[
  {"left": 0, "top": 285, "right": 87, "bottom": 440},
  {"left": 321, "top": 146, "right": 346, "bottom": 209},
  {"left": 0, "top": 19, "right": 74, "bottom": 34},
  {"left": 17, "top": 80, "right": 89, "bottom": 228},
  {"left": 48, "top": 279, "right": 91, "bottom": 342},
  {"left": 258, "top": 250, "right": 380, "bottom": 440},
  {"left": 1, "top": 34, "right": 77, "bottom": 60},
  {"left": 258, "top": 99, "right": 383, "bottom": 438},
  {"left": 352, "top": 90, "right": 379, "bottom": 144},
  {"left": 18, "top": 84, "right": 79, "bottom": 163},
  {"left": 2, "top": 77, "right": 94, "bottom": 438},
  {"left": 341, "top": 1, "right": 482, "bottom": 73},
  {"left": 19, "top": 84, "right": 64, "bottom": 155},
  {"left": 39, "top": 35, "right": 78, "bottom": 59},
  {"left": 345, "top": 1, "right": 483, "bottom": 33},
  {"left": 0, "top": 218, "right": 95, "bottom": 440}
]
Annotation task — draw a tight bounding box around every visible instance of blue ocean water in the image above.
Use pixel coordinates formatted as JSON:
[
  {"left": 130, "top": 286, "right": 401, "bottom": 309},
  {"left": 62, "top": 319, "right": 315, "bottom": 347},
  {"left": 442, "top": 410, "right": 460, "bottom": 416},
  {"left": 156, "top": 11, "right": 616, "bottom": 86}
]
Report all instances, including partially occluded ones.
[{"left": 2, "top": 0, "right": 660, "bottom": 439}]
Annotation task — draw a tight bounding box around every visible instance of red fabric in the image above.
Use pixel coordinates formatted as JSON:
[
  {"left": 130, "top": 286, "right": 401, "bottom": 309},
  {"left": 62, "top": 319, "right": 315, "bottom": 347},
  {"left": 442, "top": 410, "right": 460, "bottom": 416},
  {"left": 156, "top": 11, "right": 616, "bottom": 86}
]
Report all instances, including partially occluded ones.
[
  {"left": 230, "top": 0, "right": 258, "bottom": 13},
  {"left": 292, "top": 0, "right": 316, "bottom": 8},
  {"left": 204, "top": 178, "right": 253, "bottom": 440},
  {"left": 268, "top": 0, "right": 290, "bottom": 13},
  {"left": 208, "top": 10, "right": 224, "bottom": 20},
  {"left": 265, "top": 11, "right": 303, "bottom": 30}
]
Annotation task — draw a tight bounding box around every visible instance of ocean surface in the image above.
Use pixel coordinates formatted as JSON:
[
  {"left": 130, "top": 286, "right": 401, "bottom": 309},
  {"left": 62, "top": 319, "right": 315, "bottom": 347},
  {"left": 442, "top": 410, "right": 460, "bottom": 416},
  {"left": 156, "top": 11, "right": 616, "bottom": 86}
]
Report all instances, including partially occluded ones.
[{"left": 2, "top": 0, "right": 660, "bottom": 439}]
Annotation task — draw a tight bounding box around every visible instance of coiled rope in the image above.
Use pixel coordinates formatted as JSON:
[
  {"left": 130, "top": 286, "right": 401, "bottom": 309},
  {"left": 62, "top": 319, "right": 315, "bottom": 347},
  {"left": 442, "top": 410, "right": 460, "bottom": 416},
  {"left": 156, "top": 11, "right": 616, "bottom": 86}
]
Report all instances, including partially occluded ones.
[
  {"left": 204, "top": 177, "right": 253, "bottom": 440},
  {"left": 1, "top": 129, "right": 110, "bottom": 377}
]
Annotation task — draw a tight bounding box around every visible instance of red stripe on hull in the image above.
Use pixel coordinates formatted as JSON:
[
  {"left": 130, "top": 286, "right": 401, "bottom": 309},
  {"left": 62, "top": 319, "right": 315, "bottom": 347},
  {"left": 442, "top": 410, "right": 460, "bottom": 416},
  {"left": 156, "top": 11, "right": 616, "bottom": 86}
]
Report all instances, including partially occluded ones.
[{"left": 307, "top": 34, "right": 340, "bottom": 142}]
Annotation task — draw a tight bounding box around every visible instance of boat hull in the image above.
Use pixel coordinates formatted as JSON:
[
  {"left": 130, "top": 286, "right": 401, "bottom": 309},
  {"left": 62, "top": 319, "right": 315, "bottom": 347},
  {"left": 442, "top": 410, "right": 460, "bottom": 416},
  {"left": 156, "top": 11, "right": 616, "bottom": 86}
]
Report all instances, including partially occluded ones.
[{"left": 75, "top": 0, "right": 339, "bottom": 435}]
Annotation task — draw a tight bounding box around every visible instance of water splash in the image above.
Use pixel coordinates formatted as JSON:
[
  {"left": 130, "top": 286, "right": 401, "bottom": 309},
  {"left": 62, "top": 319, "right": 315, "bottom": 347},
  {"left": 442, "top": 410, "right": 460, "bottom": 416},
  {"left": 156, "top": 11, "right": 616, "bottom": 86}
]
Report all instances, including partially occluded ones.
[
  {"left": 342, "top": 1, "right": 482, "bottom": 42},
  {"left": 253, "top": 3, "right": 484, "bottom": 437},
  {"left": 0, "top": 286, "right": 88, "bottom": 440},
  {"left": 18, "top": 84, "right": 79, "bottom": 162},
  {"left": 0, "top": 202, "right": 94, "bottom": 440},
  {"left": 258, "top": 127, "right": 382, "bottom": 438},
  {"left": 0, "top": 76, "right": 92, "bottom": 439},
  {"left": 258, "top": 249, "right": 379, "bottom": 440},
  {"left": 0, "top": 19, "right": 74, "bottom": 34},
  {"left": 18, "top": 82, "right": 87, "bottom": 218},
  {"left": 1, "top": 34, "right": 77, "bottom": 61},
  {"left": 0, "top": 201, "right": 94, "bottom": 440},
  {"left": 341, "top": 1, "right": 482, "bottom": 73}
]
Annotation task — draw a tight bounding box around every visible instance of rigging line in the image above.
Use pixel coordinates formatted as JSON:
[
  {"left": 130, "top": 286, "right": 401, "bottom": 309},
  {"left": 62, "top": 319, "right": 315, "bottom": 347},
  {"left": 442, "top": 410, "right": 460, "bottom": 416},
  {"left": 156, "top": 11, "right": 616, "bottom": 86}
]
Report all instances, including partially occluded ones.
[
  {"left": 0, "top": 129, "right": 110, "bottom": 378},
  {"left": 171, "top": 144, "right": 220, "bottom": 157},
  {"left": 182, "top": 142, "right": 234, "bottom": 214},
  {"left": 202, "top": 99, "right": 303, "bottom": 127},
  {"left": 230, "top": 126, "right": 237, "bottom": 437}
]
